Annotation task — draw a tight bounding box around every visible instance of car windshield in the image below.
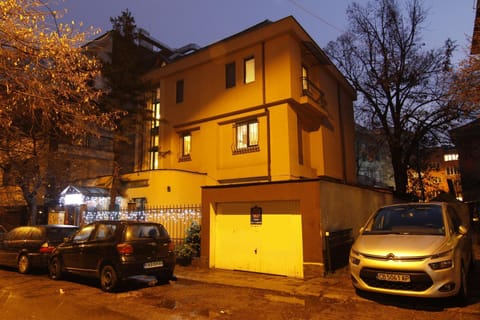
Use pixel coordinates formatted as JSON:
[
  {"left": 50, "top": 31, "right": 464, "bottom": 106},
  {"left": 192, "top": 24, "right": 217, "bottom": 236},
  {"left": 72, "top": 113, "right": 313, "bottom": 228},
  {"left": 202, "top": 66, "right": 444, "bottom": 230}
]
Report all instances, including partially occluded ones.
[{"left": 364, "top": 204, "right": 445, "bottom": 235}]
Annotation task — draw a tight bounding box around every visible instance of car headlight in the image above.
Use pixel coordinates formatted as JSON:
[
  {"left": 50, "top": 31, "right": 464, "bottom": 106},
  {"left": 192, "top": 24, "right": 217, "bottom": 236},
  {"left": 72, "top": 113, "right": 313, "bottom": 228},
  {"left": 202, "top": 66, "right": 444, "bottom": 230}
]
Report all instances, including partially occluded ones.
[
  {"left": 429, "top": 260, "right": 453, "bottom": 270},
  {"left": 350, "top": 249, "right": 361, "bottom": 265},
  {"left": 350, "top": 256, "right": 360, "bottom": 265}
]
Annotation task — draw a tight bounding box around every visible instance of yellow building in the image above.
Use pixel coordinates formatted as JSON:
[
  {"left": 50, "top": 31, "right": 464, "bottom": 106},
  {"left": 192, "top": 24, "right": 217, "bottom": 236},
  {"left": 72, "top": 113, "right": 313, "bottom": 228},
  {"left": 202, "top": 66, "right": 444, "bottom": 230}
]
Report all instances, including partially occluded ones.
[
  {"left": 118, "top": 16, "right": 392, "bottom": 278},
  {"left": 125, "top": 17, "right": 357, "bottom": 203}
]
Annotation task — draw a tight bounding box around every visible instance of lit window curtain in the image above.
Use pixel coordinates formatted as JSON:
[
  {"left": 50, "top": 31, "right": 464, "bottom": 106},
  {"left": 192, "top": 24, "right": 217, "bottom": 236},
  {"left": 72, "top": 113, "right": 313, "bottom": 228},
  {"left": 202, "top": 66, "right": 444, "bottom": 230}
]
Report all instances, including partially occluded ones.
[
  {"left": 245, "top": 58, "right": 255, "bottom": 83},
  {"left": 237, "top": 124, "right": 247, "bottom": 149},
  {"left": 249, "top": 122, "right": 258, "bottom": 146}
]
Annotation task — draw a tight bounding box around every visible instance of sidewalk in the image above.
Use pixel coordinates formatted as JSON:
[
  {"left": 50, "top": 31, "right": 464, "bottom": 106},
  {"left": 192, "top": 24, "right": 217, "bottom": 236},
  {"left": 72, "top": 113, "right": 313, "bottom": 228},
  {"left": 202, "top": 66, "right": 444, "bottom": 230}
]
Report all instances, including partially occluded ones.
[
  {"left": 174, "top": 238, "right": 480, "bottom": 299},
  {"left": 174, "top": 264, "right": 354, "bottom": 299}
]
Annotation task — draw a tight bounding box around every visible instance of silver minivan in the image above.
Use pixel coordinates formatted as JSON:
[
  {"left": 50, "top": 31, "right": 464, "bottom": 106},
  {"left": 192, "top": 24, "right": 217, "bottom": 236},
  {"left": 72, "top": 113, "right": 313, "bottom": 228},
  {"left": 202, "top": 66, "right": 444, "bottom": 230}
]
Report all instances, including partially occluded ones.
[{"left": 350, "top": 202, "right": 473, "bottom": 302}]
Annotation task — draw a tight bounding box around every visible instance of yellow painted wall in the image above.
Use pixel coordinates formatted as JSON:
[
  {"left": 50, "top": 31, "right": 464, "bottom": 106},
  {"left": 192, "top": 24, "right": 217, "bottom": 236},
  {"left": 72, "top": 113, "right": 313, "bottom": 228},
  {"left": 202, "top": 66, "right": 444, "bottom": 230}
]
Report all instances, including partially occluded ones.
[{"left": 122, "top": 170, "right": 206, "bottom": 206}]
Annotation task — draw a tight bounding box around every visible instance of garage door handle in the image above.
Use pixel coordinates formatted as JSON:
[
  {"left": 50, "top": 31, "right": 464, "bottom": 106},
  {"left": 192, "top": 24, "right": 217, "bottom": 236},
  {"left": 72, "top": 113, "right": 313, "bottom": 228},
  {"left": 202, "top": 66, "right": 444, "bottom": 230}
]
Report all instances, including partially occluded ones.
[{"left": 254, "top": 248, "right": 257, "bottom": 255}]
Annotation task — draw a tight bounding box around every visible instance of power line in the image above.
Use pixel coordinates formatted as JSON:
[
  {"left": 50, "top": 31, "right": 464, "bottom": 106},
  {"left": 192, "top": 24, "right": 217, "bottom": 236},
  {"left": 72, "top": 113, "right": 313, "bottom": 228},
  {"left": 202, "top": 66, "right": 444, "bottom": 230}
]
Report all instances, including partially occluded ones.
[{"left": 288, "top": 0, "right": 345, "bottom": 33}]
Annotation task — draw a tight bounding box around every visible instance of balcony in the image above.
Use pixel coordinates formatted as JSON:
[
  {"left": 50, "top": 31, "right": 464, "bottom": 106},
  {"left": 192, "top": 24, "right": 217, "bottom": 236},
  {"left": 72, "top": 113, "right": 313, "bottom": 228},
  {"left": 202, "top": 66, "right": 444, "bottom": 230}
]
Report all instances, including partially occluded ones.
[
  {"left": 300, "top": 77, "right": 327, "bottom": 109},
  {"left": 296, "top": 77, "right": 328, "bottom": 131}
]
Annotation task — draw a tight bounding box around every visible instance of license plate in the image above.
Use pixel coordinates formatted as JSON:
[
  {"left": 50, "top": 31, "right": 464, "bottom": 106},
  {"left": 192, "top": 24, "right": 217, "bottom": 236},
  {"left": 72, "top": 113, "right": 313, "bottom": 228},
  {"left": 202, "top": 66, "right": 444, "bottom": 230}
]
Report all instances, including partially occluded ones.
[
  {"left": 376, "top": 272, "right": 410, "bottom": 282},
  {"left": 144, "top": 260, "right": 164, "bottom": 269}
]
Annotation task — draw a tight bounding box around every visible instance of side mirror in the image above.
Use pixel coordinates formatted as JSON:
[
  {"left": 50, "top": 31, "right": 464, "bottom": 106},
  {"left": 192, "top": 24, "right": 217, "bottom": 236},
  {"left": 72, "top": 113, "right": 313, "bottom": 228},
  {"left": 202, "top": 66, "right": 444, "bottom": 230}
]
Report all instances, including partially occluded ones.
[{"left": 458, "top": 225, "right": 468, "bottom": 235}]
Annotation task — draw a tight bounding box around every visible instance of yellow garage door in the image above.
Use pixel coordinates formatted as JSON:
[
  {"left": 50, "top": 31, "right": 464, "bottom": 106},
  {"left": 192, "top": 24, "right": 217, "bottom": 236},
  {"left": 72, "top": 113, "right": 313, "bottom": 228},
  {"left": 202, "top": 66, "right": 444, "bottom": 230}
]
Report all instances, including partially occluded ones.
[{"left": 213, "top": 201, "right": 303, "bottom": 278}]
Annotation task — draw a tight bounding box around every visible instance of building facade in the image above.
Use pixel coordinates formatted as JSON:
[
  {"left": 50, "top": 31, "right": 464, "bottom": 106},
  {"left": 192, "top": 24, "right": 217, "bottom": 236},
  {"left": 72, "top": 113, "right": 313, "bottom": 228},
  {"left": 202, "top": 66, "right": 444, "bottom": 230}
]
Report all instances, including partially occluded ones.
[
  {"left": 116, "top": 16, "right": 392, "bottom": 278},
  {"left": 451, "top": 119, "right": 480, "bottom": 203},
  {"left": 407, "top": 147, "right": 462, "bottom": 201}
]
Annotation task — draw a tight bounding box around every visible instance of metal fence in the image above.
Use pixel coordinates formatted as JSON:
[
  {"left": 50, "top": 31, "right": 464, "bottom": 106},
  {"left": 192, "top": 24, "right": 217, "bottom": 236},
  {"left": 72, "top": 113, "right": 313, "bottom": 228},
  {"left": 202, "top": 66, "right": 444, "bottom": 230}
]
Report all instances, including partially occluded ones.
[{"left": 81, "top": 204, "right": 201, "bottom": 245}]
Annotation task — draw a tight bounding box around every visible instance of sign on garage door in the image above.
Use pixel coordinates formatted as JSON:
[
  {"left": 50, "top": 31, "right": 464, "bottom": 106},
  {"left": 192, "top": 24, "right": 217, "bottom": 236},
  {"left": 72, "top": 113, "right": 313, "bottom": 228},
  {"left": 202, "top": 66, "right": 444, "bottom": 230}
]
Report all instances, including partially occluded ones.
[{"left": 213, "top": 201, "right": 303, "bottom": 278}]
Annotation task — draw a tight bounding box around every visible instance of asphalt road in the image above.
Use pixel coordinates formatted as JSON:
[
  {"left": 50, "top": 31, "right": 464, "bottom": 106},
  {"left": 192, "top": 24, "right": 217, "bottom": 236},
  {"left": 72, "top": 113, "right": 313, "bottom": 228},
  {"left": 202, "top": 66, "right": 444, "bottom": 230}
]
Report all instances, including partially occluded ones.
[{"left": 0, "top": 265, "right": 479, "bottom": 320}]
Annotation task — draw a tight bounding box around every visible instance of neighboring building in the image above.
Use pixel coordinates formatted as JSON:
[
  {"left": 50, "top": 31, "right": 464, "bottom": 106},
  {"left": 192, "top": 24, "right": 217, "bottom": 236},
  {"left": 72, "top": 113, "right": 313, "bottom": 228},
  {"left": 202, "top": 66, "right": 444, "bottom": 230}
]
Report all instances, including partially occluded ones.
[
  {"left": 472, "top": 1, "right": 480, "bottom": 55},
  {"left": 449, "top": 1, "right": 480, "bottom": 204},
  {"left": 407, "top": 147, "right": 462, "bottom": 201},
  {"left": 451, "top": 119, "right": 480, "bottom": 202}
]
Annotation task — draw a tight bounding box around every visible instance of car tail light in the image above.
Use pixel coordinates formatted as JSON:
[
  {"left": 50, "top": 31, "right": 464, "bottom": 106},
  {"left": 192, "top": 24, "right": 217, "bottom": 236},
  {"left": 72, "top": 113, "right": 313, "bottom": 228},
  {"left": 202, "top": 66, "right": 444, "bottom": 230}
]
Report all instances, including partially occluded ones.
[
  {"left": 168, "top": 241, "right": 175, "bottom": 252},
  {"left": 117, "top": 243, "right": 134, "bottom": 255},
  {"left": 39, "top": 242, "right": 55, "bottom": 254}
]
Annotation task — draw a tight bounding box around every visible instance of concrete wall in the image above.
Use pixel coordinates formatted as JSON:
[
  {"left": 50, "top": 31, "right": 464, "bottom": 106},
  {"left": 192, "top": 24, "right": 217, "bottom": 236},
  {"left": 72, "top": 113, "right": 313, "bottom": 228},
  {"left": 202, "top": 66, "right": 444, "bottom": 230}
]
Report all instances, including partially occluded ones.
[{"left": 318, "top": 179, "right": 393, "bottom": 238}]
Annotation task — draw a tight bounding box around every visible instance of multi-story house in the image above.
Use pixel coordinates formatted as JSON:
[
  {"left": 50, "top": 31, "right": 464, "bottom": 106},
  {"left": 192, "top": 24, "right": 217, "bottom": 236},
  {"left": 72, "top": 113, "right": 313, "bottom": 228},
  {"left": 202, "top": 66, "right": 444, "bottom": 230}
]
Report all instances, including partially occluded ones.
[{"left": 111, "top": 16, "right": 392, "bottom": 278}]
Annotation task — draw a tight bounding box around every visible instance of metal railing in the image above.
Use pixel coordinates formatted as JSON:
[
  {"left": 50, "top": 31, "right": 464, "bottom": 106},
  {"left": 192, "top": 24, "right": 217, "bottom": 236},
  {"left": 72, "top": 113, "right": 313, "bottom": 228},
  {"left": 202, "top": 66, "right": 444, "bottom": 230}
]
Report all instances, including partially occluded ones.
[
  {"left": 80, "top": 204, "right": 201, "bottom": 245},
  {"left": 300, "top": 77, "right": 327, "bottom": 109}
]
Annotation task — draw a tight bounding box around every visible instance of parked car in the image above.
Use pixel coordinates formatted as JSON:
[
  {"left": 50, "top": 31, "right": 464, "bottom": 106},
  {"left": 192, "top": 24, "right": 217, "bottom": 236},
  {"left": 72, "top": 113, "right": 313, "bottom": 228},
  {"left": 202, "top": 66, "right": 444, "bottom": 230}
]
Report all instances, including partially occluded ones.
[
  {"left": 0, "top": 225, "right": 7, "bottom": 236},
  {"left": 0, "top": 224, "right": 79, "bottom": 274},
  {"left": 48, "top": 220, "right": 176, "bottom": 292},
  {"left": 349, "top": 202, "right": 473, "bottom": 302}
]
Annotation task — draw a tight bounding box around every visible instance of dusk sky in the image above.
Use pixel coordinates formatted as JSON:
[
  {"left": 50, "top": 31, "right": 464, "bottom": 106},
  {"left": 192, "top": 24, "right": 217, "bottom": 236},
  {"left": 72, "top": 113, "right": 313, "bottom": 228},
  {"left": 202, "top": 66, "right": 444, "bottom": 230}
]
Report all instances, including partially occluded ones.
[{"left": 54, "top": 0, "right": 476, "bottom": 64}]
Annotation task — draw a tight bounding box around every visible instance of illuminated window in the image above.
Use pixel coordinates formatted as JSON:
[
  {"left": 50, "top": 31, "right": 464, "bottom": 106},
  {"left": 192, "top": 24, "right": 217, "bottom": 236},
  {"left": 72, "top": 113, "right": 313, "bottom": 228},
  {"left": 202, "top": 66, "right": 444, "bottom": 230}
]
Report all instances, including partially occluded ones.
[
  {"left": 179, "top": 133, "right": 191, "bottom": 161},
  {"left": 234, "top": 120, "right": 259, "bottom": 153},
  {"left": 226, "top": 62, "right": 236, "bottom": 88},
  {"left": 244, "top": 57, "right": 255, "bottom": 84},
  {"left": 302, "top": 65, "right": 309, "bottom": 91},
  {"left": 444, "top": 153, "right": 458, "bottom": 161},
  {"left": 149, "top": 87, "right": 161, "bottom": 170}
]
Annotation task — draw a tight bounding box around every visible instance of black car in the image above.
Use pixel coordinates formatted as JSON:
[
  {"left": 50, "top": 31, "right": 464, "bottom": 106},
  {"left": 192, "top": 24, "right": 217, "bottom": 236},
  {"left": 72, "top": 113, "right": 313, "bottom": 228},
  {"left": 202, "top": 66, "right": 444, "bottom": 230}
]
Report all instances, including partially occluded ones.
[
  {"left": 48, "top": 220, "right": 176, "bottom": 292},
  {"left": 0, "top": 225, "right": 7, "bottom": 237},
  {"left": 0, "top": 224, "right": 79, "bottom": 273}
]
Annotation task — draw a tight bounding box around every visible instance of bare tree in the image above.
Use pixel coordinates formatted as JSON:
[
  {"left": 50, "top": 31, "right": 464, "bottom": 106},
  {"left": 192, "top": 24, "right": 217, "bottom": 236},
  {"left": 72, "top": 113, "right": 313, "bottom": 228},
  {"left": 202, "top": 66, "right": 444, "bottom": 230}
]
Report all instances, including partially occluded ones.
[
  {"left": 325, "top": 0, "right": 472, "bottom": 197},
  {"left": 0, "top": 0, "right": 120, "bottom": 224}
]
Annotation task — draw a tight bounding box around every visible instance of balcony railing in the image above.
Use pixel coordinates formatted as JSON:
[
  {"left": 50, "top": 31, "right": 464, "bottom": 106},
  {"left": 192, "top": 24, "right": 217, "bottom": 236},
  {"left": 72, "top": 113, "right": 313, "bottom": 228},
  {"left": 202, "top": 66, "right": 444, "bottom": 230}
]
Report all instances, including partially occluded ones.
[{"left": 301, "top": 77, "right": 327, "bottom": 109}]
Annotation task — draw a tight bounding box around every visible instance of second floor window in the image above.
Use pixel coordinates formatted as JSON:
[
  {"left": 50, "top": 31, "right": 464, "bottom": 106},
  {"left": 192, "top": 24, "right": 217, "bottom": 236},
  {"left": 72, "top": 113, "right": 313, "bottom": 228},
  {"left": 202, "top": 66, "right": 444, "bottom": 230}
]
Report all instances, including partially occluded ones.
[
  {"left": 244, "top": 57, "right": 255, "bottom": 84},
  {"left": 225, "top": 62, "right": 236, "bottom": 88},
  {"left": 302, "top": 65, "right": 309, "bottom": 91},
  {"left": 444, "top": 153, "right": 458, "bottom": 162},
  {"left": 176, "top": 79, "right": 184, "bottom": 103},
  {"left": 234, "top": 120, "right": 259, "bottom": 153}
]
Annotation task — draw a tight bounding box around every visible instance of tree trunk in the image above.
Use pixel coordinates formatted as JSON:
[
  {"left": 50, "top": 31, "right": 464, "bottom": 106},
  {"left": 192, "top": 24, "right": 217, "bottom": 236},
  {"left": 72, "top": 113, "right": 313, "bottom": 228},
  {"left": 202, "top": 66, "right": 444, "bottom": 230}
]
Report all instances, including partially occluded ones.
[
  {"left": 28, "top": 198, "right": 38, "bottom": 226},
  {"left": 390, "top": 148, "right": 408, "bottom": 198}
]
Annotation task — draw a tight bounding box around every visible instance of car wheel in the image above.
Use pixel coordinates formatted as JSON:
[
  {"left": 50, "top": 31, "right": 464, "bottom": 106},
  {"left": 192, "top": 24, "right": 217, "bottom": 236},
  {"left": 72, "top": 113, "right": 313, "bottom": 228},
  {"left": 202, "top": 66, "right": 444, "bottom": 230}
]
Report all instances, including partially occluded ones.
[
  {"left": 456, "top": 263, "right": 469, "bottom": 306},
  {"left": 100, "top": 265, "right": 118, "bottom": 292},
  {"left": 49, "top": 257, "right": 63, "bottom": 280},
  {"left": 156, "top": 272, "right": 173, "bottom": 285},
  {"left": 18, "top": 254, "right": 30, "bottom": 274}
]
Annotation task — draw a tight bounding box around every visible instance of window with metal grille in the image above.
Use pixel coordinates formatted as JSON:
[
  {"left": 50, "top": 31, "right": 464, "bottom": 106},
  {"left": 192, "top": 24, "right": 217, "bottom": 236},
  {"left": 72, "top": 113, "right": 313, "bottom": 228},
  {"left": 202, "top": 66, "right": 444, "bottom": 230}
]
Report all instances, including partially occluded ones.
[{"left": 233, "top": 119, "right": 259, "bottom": 154}]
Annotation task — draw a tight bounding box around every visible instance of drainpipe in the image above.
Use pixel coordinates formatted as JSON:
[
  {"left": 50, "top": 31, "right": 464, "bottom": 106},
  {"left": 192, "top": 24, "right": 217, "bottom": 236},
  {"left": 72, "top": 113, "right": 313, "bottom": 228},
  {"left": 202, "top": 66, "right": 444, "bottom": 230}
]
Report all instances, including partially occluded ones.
[{"left": 263, "top": 41, "right": 272, "bottom": 181}]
